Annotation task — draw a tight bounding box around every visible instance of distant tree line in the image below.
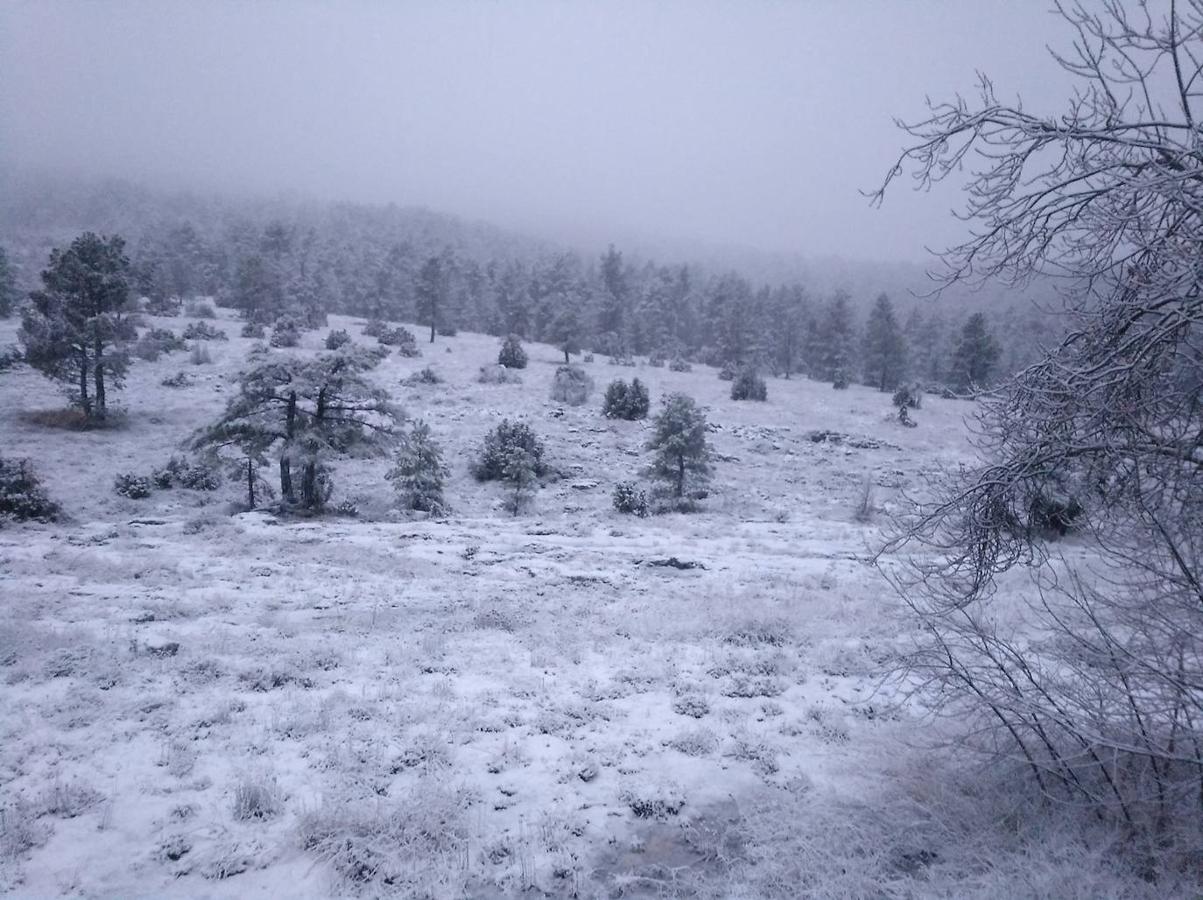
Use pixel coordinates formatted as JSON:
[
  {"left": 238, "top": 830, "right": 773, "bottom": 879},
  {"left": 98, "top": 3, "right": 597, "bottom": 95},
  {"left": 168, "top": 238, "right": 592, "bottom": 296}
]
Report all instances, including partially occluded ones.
[{"left": 0, "top": 181, "right": 1050, "bottom": 395}]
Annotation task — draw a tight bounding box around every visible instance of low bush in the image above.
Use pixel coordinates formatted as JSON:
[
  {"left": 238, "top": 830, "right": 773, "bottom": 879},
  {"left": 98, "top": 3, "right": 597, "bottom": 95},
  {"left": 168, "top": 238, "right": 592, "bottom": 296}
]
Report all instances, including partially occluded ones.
[
  {"left": 731, "top": 369, "right": 768, "bottom": 401},
  {"left": 379, "top": 326, "right": 420, "bottom": 357},
  {"left": 402, "top": 367, "right": 441, "bottom": 386},
  {"left": 603, "top": 378, "right": 650, "bottom": 420},
  {"left": 270, "top": 316, "right": 303, "bottom": 348},
  {"left": 718, "top": 361, "right": 737, "bottom": 381},
  {"left": 497, "top": 334, "right": 528, "bottom": 369},
  {"left": 153, "top": 456, "right": 222, "bottom": 491},
  {"left": 477, "top": 364, "right": 522, "bottom": 385},
  {"left": 612, "top": 481, "right": 649, "bottom": 517},
  {"left": 144, "top": 296, "right": 181, "bottom": 316},
  {"left": 0, "top": 457, "right": 61, "bottom": 522},
  {"left": 0, "top": 345, "right": 23, "bottom": 372},
  {"left": 133, "top": 328, "right": 187, "bottom": 361},
  {"left": 362, "top": 319, "right": 386, "bottom": 337},
  {"left": 648, "top": 350, "right": 667, "bottom": 368},
  {"left": 832, "top": 368, "right": 850, "bottom": 390},
  {"left": 472, "top": 420, "right": 547, "bottom": 482},
  {"left": 161, "top": 371, "right": 192, "bottom": 388},
  {"left": 182, "top": 321, "right": 227, "bottom": 341},
  {"left": 550, "top": 365, "right": 593, "bottom": 406},
  {"left": 114, "top": 473, "right": 153, "bottom": 499},
  {"left": 240, "top": 321, "right": 266, "bottom": 339},
  {"left": 669, "top": 357, "right": 692, "bottom": 373},
  {"left": 183, "top": 300, "right": 217, "bottom": 319},
  {"left": 325, "top": 329, "right": 352, "bottom": 350}
]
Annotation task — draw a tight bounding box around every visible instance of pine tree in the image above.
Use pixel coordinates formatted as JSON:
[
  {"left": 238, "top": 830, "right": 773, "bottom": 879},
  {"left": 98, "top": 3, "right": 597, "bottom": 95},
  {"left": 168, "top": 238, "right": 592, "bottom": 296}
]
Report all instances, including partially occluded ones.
[
  {"left": 598, "top": 245, "right": 630, "bottom": 342},
  {"left": 548, "top": 304, "right": 583, "bottom": 364},
  {"left": 416, "top": 253, "right": 450, "bottom": 343},
  {"left": 950, "top": 312, "right": 1001, "bottom": 391},
  {"left": 769, "top": 285, "right": 806, "bottom": 379},
  {"left": 194, "top": 346, "right": 400, "bottom": 510},
  {"left": 0, "top": 246, "right": 18, "bottom": 318},
  {"left": 387, "top": 420, "right": 448, "bottom": 514},
  {"left": 862, "top": 293, "right": 908, "bottom": 391},
  {"left": 818, "top": 291, "right": 855, "bottom": 383},
  {"left": 20, "top": 232, "right": 136, "bottom": 421},
  {"left": 501, "top": 447, "right": 538, "bottom": 516},
  {"left": 647, "top": 393, "right": 712, "bottom": 498}
]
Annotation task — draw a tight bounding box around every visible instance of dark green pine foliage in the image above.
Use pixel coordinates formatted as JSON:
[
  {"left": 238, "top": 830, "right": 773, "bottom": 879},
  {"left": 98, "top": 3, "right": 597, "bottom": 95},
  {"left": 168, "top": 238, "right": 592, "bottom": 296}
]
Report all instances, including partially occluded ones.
[
  {"left": 818, "top": 290, "right": 855, "bottom": 384},
  {"left": 950, "top": 312, "right": 1001, "bottom": 391},
  {"left": 862, "top": 293, "right": 908, "bottom": 391},
  {"left": 194, "top": 346, "right": 400, "bottom": 510},
  {"left": 646, "top": 393, "right": 712, "bottom": 498},
  {"left": 0, "top": 246, "right": 18, "bottom": 318},
  {"left": 20, "top": 232, "right": 136, "bottom": 421},
  {"left": 387, "top": 419, "right": 449, "bottom": 514}
]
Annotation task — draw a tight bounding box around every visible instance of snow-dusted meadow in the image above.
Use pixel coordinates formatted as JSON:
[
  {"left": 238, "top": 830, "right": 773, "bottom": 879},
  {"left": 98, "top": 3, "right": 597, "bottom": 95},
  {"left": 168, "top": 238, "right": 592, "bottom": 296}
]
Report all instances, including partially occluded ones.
[{"left": 0, "top": 310, "right": 1170, "bottom": 897}]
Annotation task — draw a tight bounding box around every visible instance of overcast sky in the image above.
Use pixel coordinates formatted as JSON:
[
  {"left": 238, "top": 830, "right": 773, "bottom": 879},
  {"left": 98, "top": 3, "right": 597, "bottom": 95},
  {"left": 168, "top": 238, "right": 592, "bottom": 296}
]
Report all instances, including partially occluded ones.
[{"left": 1, "top": 1, "right": 1072, "bottom": 262}]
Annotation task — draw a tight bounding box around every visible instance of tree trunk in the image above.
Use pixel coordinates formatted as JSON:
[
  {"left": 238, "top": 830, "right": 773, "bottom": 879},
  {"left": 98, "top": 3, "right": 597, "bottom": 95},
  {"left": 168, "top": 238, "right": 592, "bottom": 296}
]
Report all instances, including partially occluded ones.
[
  {"left": 430, "top": 314, "right": 436, "bottom": 344},
  {"left": 280, "top": 391, "right": 297, "bottom": 503},
  {"left": 246, "top": 458, "right": 256, "bottom": 509},
  {"left": 676, "top": 456, "right": 685, "bottom": 497},
  {"left": 94, "top": 359, "right": 106, "bottom": 420},
  {"left": 301, "top": 461, "right": 318, "bottom": 509},
  {"left": 564, "top": 347, "right": 570, "bottom": 364},
  {"left": 77, "top": 352, "right": 92, "bottom": 418},
  {"left": 279, "top": 457, "right": 293, "bottom": 503}
]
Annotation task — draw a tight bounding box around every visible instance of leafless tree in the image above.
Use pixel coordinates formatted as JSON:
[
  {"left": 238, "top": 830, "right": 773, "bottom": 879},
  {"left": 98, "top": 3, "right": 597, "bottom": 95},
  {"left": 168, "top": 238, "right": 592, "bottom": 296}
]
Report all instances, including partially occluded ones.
[{"left": 872, "top": 0, "right": 1203, "bottom": 840}]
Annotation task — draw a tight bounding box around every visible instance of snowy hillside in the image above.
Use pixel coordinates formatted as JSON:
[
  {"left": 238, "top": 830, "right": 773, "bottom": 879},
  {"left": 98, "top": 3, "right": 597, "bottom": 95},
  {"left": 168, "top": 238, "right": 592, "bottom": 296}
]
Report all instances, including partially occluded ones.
[{"left": 0, "top": 310, "right": 1169, "bottom": 897}]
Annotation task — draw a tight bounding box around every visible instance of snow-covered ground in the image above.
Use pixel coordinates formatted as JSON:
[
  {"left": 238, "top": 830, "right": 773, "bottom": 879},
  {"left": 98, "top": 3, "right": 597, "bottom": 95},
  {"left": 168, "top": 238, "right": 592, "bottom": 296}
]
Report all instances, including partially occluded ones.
[{"left": 0, "top": 311, "right": 1172, "bottom": 897}]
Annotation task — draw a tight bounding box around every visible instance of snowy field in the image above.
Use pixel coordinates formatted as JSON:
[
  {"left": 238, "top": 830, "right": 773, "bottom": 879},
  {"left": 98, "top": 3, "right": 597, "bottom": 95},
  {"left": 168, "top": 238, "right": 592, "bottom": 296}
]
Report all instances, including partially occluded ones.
[{"left": 0, "top": 311, "right": 1171, "bottom": 897}]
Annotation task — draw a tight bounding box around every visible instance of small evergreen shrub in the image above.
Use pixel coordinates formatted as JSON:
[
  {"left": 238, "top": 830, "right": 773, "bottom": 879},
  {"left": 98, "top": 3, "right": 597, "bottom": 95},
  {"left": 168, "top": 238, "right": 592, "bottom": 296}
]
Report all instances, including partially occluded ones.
[
  {"left": 133, "top": 328, "right": 186, "bottom": 361},
  {"left": 603, "top": 378, "right": 650, "bottom": 420},
  {"left": 183, "top": 300, "right": 217, "bottom": 319},
  {"left": 379, "top": 326, "right": 420, "bottom": 357},
  {"left": 152, "top": 456, "right": 222, "bottom": 491},
  {"left": 402, "top": 366, "right": 441, "bottom": 386},
  {"left": 0, "top": 346, "right": 23, "bottom": 372},
  {"left": 362, "top": 319, "right": 386, "bottom": 337},
  {"left": 717, "top": 361, "right": 737, "bottom": 381},
  {"left": 114, "top": 473, "right": 153, "bottom": 499},
  {"left": 893, "top": 383, "right": 922, "bottom": 409},
  {"left": 669, "top": 357, "right": 692, "bottom": 373},
  {"left": 325, "top": 329, "right": 352, "bottom": 350},
  {"left": 477, "top": 364, "right": 522, "bottom": 385},
  {"left": 730, "top": 369, "right": 768, "bottom": 401},
  {"left": 270, "top": 316, "right": 303, "bottom": 348},
  {"left": 0, "top": 457, "right": 61, "bottom": 522},
  {"left": 145, "top": 296, "right": 182, "bottom": 316},
  {"left": 472, "top": 420, "right": 547, "bottom": 482},
  {"left": 612, "top": 481, "right": 649, "bottom": 517},
  {"left": 832, "top": 368, "right": 850, "bottom": 390},
  {"left": 550, "top": 365, "right": 593, "bottom": 406},
  {"left": 1029, "top": 492, "right": 1084, "bottom": 537},
  {"left": 648, "top": 350, "right": 667, "bottom": 368},
  {"left": 498, "top": 334, "right": 528, "bottom": 369},
  {"left": 161, "top": 371, "right": 192, "bottom": 388},
  {"left": 182, "top": 321, "right": 228, "bottom": 341},
  {"left": 241, "top": 321, "right": 266, "bottom": 339},
  {"left": 500, "top": 448, "right": 539, "bottom": 515},
  {"left": 387, "top": 420, "right": 449, "bottom": 514}
]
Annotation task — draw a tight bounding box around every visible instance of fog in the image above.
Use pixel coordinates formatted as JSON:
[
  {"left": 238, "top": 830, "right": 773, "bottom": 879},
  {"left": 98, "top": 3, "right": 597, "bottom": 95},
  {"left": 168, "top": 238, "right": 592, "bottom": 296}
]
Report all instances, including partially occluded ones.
[{"left": 1, "top": 1, "right": 1069, "bottom": 262}]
